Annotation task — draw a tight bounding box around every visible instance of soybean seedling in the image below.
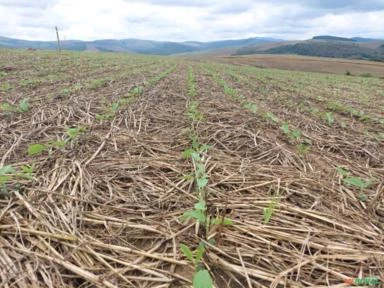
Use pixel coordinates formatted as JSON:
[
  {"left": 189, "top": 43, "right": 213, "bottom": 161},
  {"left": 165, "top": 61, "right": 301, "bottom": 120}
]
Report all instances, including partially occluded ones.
[
  {"left": 336, "top": 167, "right": 373, "bottom": 202},
  {"left": 325, "top": 112, "right": 335, "bottom": 126},
  {"left": 180, "top": 243, "right": 213, "bottom": 288},
  {"left": 0, "top": 165, "right": 16, "bottom": 196},
  {"left": 18, "top": 98, "right": 30, "bottom": 112},
  {"left": 263, "top": 192, "right": 280, "bottom": 224}
]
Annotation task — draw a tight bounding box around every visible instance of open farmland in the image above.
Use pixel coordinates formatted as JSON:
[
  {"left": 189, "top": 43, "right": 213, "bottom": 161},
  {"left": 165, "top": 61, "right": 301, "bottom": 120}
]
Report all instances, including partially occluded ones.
[
  {"left": 211, "top": 54, "right": 384, "bottom": 77},
  {"left": 1, "top": 49, "right": 384, "bottom": 287}
]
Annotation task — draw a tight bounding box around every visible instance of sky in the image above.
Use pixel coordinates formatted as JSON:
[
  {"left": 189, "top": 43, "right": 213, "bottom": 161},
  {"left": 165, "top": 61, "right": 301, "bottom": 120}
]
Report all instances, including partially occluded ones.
[{"left": 1, "top": 0, "right": 384, "bottom": 42}]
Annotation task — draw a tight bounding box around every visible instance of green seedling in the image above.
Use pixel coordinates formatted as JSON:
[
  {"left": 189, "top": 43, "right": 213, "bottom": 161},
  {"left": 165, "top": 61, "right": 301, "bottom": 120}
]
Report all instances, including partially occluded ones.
[
  {"left": 187, "top": 101, "right": 204, "bottom": 122},
  {"left": 223, "top": 86, "right": 237, "bottom": 98},
  {"left": 336, "top": 166, "right": 349, "bottom": 177},
  {"left": 66, "top": 126, "right": 85, "bottom": 140},
  {"left": 19, "top": 165, "right": 34, "bottom": 180},
  {"left": 290, "top": 129, "right": 302, "bottom": 141},
  {"left": 0, "top": 102, "right": 15, "bottom": 113},
  {"left": 28, "top": 143, "right": 47, "bottom": 156},
  {"left": 263, "top": 193, "right": 279, "bottom": 224},
  {"left": 180, "top": 243, "right": 213, "bottom": 288},
  {"left": 0, "top": 165, "right": 15, "bottom": 185},
  {"left": 188, "top": 67, "right": 196, "bottom": 97},
  {"left": 131, "top": 86, "right": 143, "bottom": 96},
  {"left": 264, "top": 112, "right": 280, "bottom": 124},
  {"left": 49, "top": 140, "right": 66, "bottom": 149},
  {"left": 21, "top": 79, "right": 41, "bottom": 88},
  {"left": 336, "top": 167, "right": 372, "bottom": 202},
  {"left": 280, "top": 123, "right": 302, "bottom": 141},
  {"left": 0, "top": 82, "right": 12, "bottom": 92},
  {"left": 343, "top": 177, "right": 372, "bottom": 190},
  {"left": 181, "top": 200, "right": 207, "bottom": 225},
  {"left": 60, "top": 88, "right": 71, "bottom": 96},
  {"left": 297, "top": 139, "right": 311, "bottom": 155},
  {"left": 243, "top": 102, "right": 257, "bottom": 113},
  {"left": 280, "top": 122, "right": 290, "bottom": 134},
  {"left": 18, "top": 98, "right": 30, "bottom": 112},
  {"left": 88, "top": 78, "right": 109, "bottom": 90},
  {"left": 325, "top": 112, "right": 335, "bottom": 126}
]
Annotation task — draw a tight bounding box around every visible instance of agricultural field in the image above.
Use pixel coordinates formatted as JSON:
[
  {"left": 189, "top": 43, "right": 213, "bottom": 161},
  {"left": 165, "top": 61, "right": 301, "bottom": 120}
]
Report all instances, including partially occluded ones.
[
  {"left": 0, "top": 49, "right": 384, "bottom": 287},
  {"left": 212, "top": 54, "right": 384, "bottom": 77}
]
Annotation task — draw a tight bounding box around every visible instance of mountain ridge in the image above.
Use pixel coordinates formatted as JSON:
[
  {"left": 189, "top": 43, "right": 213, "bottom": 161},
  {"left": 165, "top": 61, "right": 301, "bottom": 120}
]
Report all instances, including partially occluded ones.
[
  {"left": 234, "top": 36, "right": 384, "bottom": 61},
  {"left": 0, "top": 36, "right": 281, "bottom": 55}
]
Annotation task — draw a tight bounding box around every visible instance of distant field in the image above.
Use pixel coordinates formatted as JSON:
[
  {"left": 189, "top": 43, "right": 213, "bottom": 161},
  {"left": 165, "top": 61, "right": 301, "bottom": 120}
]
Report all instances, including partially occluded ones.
[
  {"left": 1, "top": 49, "right": 383, "bottom": 287},
  {"left": 215, "top": 54, "right": 384, "bottom": 77}
]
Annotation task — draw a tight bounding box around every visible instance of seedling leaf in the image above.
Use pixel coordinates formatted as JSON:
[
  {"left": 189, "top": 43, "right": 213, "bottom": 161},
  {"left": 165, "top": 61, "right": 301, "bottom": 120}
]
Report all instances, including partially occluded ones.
[
  {"left": 196, "top": 177, "right": 209, "bottom": 190},
  {"left": 193, "top": 270, "right": 213, "bottom": 288},
  {"left": 19, "top": 98, "right": 29, "bottom": 112},
  {"left": 343, "top": 177, "right": 371, "bottom": 189},
  {"left": 212, "top": 217, "right": 233, "bottom": 226},
  {"left": 28, "top": 144, "right": 46, "bottom": 156},
  {"left": 181, "top": 210, "right": 206, "bottom": 223},
  {"left": 195, "top": 244, "right": 205, "bottom": 263},
  {"left": 194, "top": 200, "right": 206, "bottom": 210},
  {"left": 180, "top": 244, "right": 194, "bottom": 263}
]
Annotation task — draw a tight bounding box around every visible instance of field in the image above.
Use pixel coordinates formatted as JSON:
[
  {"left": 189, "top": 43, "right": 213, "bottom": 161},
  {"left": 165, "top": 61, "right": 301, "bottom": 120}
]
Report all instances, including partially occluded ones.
[
  {"left": 213, "top": 54, "right": 384, "bottom": 77},
  {"left": 1, "top": 49, "right": 384, "bottom": 287}
]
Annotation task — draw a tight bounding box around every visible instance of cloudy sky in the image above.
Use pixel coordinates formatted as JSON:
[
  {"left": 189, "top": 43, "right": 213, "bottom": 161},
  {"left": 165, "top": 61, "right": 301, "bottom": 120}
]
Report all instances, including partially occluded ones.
[{"left": 1, "top": 0, "right": 384, "bottom": 42}]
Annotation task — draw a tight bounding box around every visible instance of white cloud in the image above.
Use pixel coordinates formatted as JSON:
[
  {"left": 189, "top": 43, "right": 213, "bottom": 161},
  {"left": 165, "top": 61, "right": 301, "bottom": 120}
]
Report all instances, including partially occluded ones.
[{"left": 0, "top": 0, "right": 383, "bottom": 41}]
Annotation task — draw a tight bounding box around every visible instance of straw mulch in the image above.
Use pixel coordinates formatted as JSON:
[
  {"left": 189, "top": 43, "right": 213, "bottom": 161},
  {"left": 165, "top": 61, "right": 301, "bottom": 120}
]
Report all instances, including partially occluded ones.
[{"left": 1, "top": 62, "right": 383, "bottom": 288}]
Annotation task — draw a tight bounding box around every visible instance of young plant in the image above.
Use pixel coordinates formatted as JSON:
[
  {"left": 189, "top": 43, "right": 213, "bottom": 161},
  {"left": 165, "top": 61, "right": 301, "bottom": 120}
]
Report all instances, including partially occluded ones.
[
  {"left": 264, "top": 112, "right": 280, "bottom": 124},
  {"left": 0, "top": 165, "right": 16, "bottom": 196},
  {"left": 19, "top": 165, "right": 34, "bottom": 180},
  {"left": 325, "top": 112, "right": 335, "bottom": 126},
  {"left": 187, "top": 67, "right": 196, "bottom": 98},
  {"left": 187, "top": 101, "right": 204, "bottom": 122},
  {"left": 280, "top": 122, "right": 302, "bottom": 142},
  {"left": 28, "top": 143, "right": 47, "bottom": 156},
  {"left": 180, "top": 243, "right": 213, "bottom": 288},
  {"left": 297, "top": 139, "right": 311, "bottom": 155},
  {"left": 18, "top": 98, "right": 30, "bottom": 112},
  {"left": 336, "top": 167, "right": 373, "bottom": 201},
  {"left": 243, "top": 102, "right": 257, "bottom": 113},
  {"left": 263, "top": 192, "right": 280, "bottom": 224}
]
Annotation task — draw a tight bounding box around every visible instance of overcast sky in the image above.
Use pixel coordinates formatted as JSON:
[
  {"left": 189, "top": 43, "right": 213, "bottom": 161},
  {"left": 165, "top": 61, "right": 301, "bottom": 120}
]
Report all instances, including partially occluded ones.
[{"left": 1, "top": 0, "right": 384, "bottom": 42}]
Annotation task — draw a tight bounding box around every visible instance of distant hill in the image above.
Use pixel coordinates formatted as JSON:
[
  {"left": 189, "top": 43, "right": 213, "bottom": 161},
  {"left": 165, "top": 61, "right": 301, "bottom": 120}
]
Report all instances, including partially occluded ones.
[
  {"left": 313, "top": 35, "right": 354, "bottom": 42},
  {"left": 234, "top": 36, "right": 384, "bottom": 61},
  {"left": 0, "top": 36, "right": 280, "bottom": 55}
]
